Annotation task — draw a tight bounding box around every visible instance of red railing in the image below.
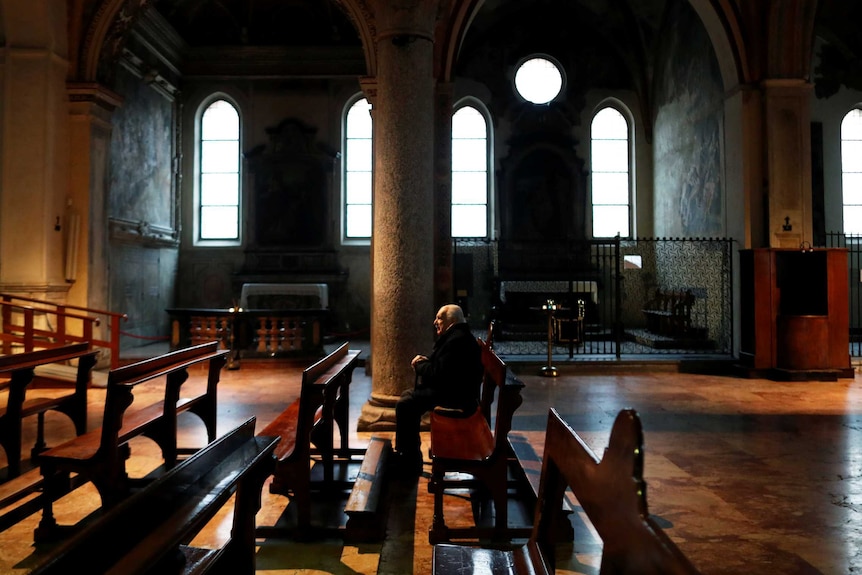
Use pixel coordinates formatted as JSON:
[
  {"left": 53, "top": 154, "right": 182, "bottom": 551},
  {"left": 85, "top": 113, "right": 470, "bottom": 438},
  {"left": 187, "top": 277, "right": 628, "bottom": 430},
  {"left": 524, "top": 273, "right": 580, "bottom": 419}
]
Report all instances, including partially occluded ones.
[{"left": 0, "top": 294, "right": 128, "bottom": 369}]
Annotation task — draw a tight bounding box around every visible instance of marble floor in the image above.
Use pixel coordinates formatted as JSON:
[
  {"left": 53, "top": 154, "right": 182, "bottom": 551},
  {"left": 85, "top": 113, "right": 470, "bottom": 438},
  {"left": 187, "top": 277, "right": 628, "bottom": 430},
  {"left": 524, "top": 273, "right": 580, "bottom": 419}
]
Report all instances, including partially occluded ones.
[{"left": 0, "top": 343, "right": 861, "bottom": 574}]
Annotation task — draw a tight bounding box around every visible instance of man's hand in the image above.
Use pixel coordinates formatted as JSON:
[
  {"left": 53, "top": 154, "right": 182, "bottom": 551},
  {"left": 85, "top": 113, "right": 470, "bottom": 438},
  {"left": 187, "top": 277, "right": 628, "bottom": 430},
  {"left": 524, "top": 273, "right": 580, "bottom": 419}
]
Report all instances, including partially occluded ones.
[{"left": 411, "top": 354, "right": 429, "bottom": 369}]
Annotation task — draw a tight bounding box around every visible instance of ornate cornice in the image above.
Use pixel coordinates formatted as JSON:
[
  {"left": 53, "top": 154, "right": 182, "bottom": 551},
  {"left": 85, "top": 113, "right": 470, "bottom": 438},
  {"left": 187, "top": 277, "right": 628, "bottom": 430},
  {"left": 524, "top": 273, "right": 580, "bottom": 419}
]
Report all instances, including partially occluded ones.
[
  {"left": 109, "top": 217, "right": 179, "bottom": 247},
  {"left": 66, "top": 82, "right": 125, "bottom": 111}
]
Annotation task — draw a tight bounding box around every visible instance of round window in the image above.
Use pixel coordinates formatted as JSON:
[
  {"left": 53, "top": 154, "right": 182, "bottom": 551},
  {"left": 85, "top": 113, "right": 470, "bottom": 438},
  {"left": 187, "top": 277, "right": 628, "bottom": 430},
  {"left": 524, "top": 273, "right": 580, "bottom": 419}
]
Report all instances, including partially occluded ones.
[{"left": 514, "top": 57, "right": 563, "bottom": 104}]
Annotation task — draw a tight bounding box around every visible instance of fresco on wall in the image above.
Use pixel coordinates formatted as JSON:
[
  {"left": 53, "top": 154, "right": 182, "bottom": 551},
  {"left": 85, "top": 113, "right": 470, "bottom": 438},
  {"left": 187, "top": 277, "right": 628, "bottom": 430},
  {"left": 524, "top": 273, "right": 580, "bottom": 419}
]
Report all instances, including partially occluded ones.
[
  {"left": 108, "top": 68, "right": 174, "bottom": 229},
  {"left": 653, "top": 0, "right": 724, "bottom": 238}
]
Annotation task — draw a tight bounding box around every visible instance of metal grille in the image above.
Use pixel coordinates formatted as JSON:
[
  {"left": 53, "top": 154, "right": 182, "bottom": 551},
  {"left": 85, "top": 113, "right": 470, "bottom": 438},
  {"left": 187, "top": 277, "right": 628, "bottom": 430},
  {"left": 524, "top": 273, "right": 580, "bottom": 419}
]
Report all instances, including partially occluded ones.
[{"left": 453, "top": 237, "right": 733, "bottom": 357}]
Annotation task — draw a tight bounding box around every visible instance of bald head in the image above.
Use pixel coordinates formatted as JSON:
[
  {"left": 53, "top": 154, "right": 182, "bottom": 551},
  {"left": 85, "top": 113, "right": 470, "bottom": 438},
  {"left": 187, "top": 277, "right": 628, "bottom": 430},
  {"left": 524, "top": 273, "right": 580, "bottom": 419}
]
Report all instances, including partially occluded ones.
[{"left": 434, "top": 304, "right": 466, "bottom": 335}]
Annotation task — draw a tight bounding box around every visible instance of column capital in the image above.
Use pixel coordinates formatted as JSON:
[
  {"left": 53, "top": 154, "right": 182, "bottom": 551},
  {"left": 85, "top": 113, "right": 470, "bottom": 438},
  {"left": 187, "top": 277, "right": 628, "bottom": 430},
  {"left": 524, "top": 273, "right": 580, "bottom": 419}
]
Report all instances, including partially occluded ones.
[
  {"left": 373, "top": 0, "right": 441, "bottom": 44},
  {"left": 359, "top": 76, "right": 378, "bottom": 108}
]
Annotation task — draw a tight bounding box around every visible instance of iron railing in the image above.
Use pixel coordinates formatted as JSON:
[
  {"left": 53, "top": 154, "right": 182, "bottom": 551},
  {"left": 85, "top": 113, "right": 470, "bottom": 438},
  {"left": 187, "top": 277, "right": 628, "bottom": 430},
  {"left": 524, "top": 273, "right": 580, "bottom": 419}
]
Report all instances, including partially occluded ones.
[
  {"left": 453, "top": 237, "right": 734, "bottom": 357},
  {"left": 823, "top": 232, "right": 862, "bottom": 357}
]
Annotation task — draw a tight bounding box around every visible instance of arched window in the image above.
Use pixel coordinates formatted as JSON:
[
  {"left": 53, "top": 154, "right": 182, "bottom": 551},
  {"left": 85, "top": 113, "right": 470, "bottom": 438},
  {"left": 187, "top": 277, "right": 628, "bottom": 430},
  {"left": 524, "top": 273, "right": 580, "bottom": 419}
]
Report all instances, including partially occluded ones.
[
  {"left": 198, "top": 98, "right": 240, "bottom": 243},
  {"left": 591, "top": 106, "right": 631, "bottom": 238},
  {"left": 842, "top": 108, "right": 862, "bottom": 235},
  {"left": 451, "top": 104, "right": 489, "bottom": 238},
  {"left": 344, "top": 97, "right": 373, "bottom": 241}
]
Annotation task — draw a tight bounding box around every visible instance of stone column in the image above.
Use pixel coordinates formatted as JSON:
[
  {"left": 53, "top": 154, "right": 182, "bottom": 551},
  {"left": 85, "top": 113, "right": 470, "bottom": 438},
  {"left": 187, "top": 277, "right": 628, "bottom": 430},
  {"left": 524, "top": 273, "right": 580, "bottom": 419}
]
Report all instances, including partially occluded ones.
[
  {"left": 762, "top": 79, "right": 814, "bottom": 248},
  {"left": 358, "top": 5, "right": 438, "bottom": 430}
]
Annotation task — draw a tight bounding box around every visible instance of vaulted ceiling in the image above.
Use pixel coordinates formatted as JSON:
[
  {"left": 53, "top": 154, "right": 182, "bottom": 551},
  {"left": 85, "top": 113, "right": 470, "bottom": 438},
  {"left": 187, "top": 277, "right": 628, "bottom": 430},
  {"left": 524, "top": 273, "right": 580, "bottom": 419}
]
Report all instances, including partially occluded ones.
[{"left": 140, "top": 0, "right": 861, "bottom": 95}]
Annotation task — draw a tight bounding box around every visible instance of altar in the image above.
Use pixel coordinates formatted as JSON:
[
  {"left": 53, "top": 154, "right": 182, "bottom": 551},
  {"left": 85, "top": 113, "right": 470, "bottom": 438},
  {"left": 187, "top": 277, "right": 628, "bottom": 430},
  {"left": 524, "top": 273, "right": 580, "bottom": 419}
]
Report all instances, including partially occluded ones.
[
  {"left": 167, "top": 283, "right": 330, "bottom": 364},
  {"left": 240, "top": 283, "right": 329, "bottom": 310},
  {"left": 493, "top": 279, "right": 599, "bottom": 341}
]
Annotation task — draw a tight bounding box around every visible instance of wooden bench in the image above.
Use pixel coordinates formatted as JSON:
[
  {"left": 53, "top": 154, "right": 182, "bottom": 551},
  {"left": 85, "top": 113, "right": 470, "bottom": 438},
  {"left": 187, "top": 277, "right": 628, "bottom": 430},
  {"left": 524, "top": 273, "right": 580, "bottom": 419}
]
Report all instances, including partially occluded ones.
[
  {"left": 256, "top": 342, "right": 392, "bottom": 540},
  {"left": 432, "top": 408, "right": 702, "bottom": 575},
  {"left": 428, "top": 338, "right": 524, "bottom": 543},
  {"left": 30, "top": 417, "right": 278, "bottom": 575},
  {"left": 642, "top": 288, "right": 695, "bottom": 338},
  {"left": 0, "top": 344, "right": 99, "bottom": 479},
  {"left": 34, "top": 340, "right": 229, "bottom": 542}
]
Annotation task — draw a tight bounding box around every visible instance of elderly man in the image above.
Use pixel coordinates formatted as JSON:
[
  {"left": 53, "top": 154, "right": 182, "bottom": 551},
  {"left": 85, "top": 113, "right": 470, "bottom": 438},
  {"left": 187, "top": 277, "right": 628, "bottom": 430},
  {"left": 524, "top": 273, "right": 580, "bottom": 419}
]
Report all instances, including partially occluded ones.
[{"left": 393, "top": 304, "right": 483, "bottom": 475}]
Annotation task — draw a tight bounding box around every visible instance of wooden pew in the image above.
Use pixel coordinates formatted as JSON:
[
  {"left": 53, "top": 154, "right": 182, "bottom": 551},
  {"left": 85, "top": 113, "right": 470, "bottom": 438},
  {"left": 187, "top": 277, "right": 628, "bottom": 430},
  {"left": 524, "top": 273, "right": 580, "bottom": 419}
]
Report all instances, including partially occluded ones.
[
  {"left": 432, "top": 408, "right": 702, "bottom": 575},
  {"left": 0, "top": 343, "right": 99, "bottom": 479},
  {"left": 29, "top": 417, "right": 278, "bottom": 575},
  {"left": 256, "top": 342, "right": 392, "bottom": 540},
  {"left": 34, "top": 340, "right": 229, "bottom": 542},
  {"left": 642, "top": 288, "right": 695, "bottom": 338},
  {"left": 427, "top": 338, "right": 524, "bottom": 543}
]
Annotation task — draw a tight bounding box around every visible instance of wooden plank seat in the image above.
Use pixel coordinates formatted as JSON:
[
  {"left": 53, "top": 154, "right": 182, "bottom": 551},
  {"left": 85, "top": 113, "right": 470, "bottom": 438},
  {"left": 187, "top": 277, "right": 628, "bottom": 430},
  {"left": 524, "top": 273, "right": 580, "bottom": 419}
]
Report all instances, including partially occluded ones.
[
  {"left": 343, "top": 434, "right": 391, "bottom": 542},
  {"left": 256, "top": 342, "right": 391, "bottom": 539},
  {"left": 642, "top": 288, "right": 695, "bottom": 338},
  {"left": 428, "top": 338, "right": 525, "bottom": 543},
  {"left": 0, "top": 343, "right": 99, "bottom": 479},
  {"left": 30, "top": 417, "right": 278, "bottom": 575},
  {"left": 34, "top": 340, "right": 229, "bottom": 542},
  {"left": 432, "top": 408, "right": 702, "bottom": 575}
]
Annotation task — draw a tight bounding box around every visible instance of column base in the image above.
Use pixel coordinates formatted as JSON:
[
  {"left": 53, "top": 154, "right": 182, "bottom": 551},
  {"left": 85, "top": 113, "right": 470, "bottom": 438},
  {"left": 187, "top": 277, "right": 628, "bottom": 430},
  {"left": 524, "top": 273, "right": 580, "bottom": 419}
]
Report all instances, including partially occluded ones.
[{"left": 357, "top": 392, "right": 399, "bottom": 431}]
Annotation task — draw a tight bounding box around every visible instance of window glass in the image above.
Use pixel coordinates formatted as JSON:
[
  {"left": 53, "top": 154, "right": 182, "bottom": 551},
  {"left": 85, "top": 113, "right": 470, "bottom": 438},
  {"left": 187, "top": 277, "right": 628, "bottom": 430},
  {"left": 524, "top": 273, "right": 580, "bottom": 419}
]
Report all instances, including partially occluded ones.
[
  {"left": 514, "top": 57, "right": 563, "bottom": 105},
  {"left": 451, "top": 105, "right": 489, "bottom": 238},
  {"left": 344, "top": 98, "right": 373, "bottom": 240},
  {"left": 591, "top": 107, "right": 631, "bottom": 238},
  {"left": 199, "top": 100, "right": 240, "bottom": 241},
  {"left": 843, "top": 109, "right": 862, "bottom": 234}
]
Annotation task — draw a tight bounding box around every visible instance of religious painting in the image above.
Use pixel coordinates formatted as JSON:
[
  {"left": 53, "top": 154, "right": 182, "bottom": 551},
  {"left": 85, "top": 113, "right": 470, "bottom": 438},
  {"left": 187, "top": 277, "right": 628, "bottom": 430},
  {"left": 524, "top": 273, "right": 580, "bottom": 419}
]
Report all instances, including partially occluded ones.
[
  {"left": 245, "top": 119, "right": 336, "bottom": 248},
  {"left": 108, "top": 66, "right": 176, "bottom": 232}
]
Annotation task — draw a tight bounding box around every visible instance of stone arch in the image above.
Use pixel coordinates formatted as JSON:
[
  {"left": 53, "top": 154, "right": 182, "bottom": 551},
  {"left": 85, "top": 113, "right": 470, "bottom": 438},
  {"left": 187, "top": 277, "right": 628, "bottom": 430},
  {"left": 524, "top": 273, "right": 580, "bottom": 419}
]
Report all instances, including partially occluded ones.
[
  {"left": 77, "top": 0, "right": 153, "bottom": 83},
  {"left": 687, "top": 0, "right": 749, "bottom": 89}
]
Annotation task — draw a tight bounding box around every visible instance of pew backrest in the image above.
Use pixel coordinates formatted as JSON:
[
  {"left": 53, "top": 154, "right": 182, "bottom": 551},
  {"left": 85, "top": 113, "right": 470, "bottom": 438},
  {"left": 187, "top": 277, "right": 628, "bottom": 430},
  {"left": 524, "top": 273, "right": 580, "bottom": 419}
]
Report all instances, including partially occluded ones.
[
  {"left": 30, "top": 417, "right": 278, "bottom": 575},
  {"left": 534, "top": 408, "right": 701, "bottom": 574},
  {"left": 98, "top": 339, "right": 229, "bottom": 459}
]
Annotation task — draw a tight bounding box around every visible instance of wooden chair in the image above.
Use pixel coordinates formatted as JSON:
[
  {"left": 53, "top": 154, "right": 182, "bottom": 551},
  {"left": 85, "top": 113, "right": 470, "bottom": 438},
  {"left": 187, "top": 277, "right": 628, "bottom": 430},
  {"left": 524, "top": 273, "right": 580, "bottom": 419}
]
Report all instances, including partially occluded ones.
[
  {"left": 432, "top": 408, "right": 702, "bottom": 574},
  {"left": 427, "top": 338, "right": 524, "bottom": 543}
]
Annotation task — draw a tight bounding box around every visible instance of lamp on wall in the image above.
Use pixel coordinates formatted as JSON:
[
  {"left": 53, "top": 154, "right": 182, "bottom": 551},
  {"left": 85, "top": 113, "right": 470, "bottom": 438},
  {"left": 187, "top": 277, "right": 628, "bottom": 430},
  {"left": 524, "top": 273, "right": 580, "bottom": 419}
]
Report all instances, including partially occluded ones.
[{"left": 64, "top": 208, "right": 80, "bottom": 283}]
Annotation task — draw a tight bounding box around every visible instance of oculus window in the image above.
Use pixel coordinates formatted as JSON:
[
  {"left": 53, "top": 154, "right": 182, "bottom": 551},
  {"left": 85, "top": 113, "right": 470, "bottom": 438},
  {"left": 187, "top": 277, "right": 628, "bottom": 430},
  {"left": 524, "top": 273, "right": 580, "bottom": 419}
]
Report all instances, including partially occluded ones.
[
  {"left": 198, "top": 99, "right": 240, "bottom": 242},
  {"left": 452, "top": 105, "right": 489, "bottom": 237},
  {"left": 514, "top": 57, "right": 563, "bottom": 105},
  {"left": 344, "top": 97, "right": 373, "bottom": 240},
  {"left": 842, "top": 108, "right": 862, "bottom": 235},
  {"left": 591, "top": 107, "right": 631, "bottom": 238}
]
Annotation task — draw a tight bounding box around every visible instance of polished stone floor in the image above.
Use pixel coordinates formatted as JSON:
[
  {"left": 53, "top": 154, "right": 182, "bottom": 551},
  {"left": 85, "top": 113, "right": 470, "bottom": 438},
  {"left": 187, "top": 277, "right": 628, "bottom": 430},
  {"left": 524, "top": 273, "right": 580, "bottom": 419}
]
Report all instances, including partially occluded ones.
[{"left": 0, "top": 343, "right": 861, "bottom": 574}]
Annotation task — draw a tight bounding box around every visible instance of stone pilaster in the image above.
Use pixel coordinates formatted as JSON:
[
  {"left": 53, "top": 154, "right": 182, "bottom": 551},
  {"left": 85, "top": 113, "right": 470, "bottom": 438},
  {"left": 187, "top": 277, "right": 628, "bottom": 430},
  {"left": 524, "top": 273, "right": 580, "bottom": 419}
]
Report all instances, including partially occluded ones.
[
  {"left": 66, "top": 83, "right": 122, "bottom": 315},
  {"left": 762, "top": 79, "right": 814, "bottom": 248},
  {"left": 0, "top": 46, "right": 70, "bottom": 292}
]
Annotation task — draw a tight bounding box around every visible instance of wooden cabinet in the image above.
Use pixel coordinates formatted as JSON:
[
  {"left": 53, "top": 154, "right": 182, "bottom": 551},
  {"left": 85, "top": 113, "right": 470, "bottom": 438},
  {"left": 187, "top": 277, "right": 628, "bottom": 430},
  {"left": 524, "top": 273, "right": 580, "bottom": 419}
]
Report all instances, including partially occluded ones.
[{"left": 739, "top": 248, "right": 852, "bottom": 379}]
